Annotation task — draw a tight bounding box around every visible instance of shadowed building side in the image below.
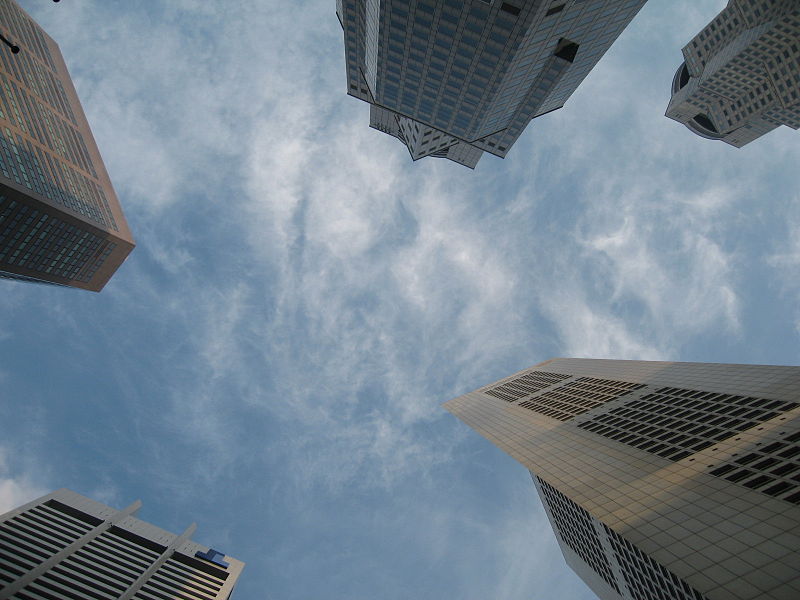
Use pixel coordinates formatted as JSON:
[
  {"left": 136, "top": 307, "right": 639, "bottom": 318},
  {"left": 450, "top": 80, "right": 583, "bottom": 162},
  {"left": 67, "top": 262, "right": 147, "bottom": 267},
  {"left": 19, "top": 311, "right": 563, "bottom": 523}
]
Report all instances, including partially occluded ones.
[
  {"left": 0, "top": 0, "right": 134, "bottom": 291},
  {"left": 445, "top": 358, "right": 800, "bottom": 600},
  {"left": 338, "top": 0, "right": 647, "bottom": 168}
]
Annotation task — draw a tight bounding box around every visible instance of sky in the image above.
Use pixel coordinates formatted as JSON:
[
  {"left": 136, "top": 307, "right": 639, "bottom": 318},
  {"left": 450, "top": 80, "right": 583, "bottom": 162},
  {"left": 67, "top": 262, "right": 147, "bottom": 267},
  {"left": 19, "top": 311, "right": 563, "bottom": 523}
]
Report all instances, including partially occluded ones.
[{"left": 0, "top": 1, "right": 799, "bottom": 599}]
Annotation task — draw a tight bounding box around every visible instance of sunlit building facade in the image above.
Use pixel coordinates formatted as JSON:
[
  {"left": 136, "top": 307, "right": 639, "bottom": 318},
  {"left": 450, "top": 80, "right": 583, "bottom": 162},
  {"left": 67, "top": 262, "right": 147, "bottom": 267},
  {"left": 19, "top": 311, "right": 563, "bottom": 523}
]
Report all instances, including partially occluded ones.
[
  {"left": 445, "top": 358, "right": 800, "bottom": 600},
  {"left": 0, "top": 0, "right": 134, "bottom": 291},
  {"left": 337, "top": 0, "right": 647, "bottom": 168},
  {"left": 666, "top": 0, "right": 800, "bottom": 147},
  {"left": 0, "top": 488, "right": 244, "bottom": 599}
]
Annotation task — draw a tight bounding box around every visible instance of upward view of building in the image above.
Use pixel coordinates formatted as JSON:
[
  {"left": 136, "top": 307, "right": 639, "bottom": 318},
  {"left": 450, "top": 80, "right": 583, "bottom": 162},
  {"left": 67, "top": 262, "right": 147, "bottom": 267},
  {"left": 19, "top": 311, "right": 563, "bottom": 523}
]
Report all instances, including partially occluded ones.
[
  {"left": 337, "top": 0, "right": 648, "bottom": 168},
  {"left": 445, "top": 358, "right": 800, "bottom": 600},
  {"left": 0, "top": 488, "right": 244, "bottom": 599},
  {"left": 666, "top": 0, "right": 800, "bottom": 147},
  {"left": 0, "top": 0, "right": 134, "bottom": 291}
]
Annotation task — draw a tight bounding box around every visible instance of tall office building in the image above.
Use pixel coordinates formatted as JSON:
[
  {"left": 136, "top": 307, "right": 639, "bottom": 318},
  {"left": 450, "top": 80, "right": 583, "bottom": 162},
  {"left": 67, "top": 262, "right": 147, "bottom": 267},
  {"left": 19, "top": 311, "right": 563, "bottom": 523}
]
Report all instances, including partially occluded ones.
[
  {"left": 666, "top": 0, "right": 799, "bottom": 147},
  {"left": 337, "top": 0, "right": 647, "bottom": 168},
  {"left": 0, "top": 0, "right": 134, "bottom": 291},
  {"left": 0, "top": 488, "right": 244, "bottom": 599},
  {"left": 445, "top": 358, "right": 800, "bottom": 600}
]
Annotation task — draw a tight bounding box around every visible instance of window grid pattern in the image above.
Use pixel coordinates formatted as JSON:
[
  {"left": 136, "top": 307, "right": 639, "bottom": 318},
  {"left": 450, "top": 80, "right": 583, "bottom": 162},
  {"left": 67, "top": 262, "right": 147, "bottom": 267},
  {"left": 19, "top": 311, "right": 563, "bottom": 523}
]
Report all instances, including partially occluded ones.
[
  {"left": 537, "top": 477, "right": 619, "bottom": 593},
  {"left": 667, "top": 0, "right": 799, "bottom": 147},
  {"left": 20, "top": 528, "right": 160, "bottom": 600},
  {"left": 604, "top": 524, "right": 708, "bottom": 600},
  {"left": 0, "top": 0, "right": 58, "bottom": 74},
  {"left": 0, "top": 126, "right": 115, "bottom": 229},
  {"left": 518, "top": 377, "right": 644, "bottom": 421},
  {"left": 578, "top": 386, "right": 799, "bottom": 462},
  {"left": 340, "top": 0, "right": 647, "bottom": 167},
  {"left": 0, "top": 196, "right": 115, "bottom": 283},
  {"left": 484, "top": 370, "right": 571, "bottom": 402},
  {"left": 0, "top": 70, "right": 93, "bottom": 176},
  {"left": 0, "top": 269, "right": 63, "bottom": 286},
  {"left": 0, "top": 0, "right": 120, "bottom": 232},
  {"left": 134, "top": 554, "right": 229, "bottom": 600},
  {"left": 708, "top": 429, "right": 800, "bottom": 505},
  {"left": 0, "top": 503, "right": 93, "bottom": 587}
]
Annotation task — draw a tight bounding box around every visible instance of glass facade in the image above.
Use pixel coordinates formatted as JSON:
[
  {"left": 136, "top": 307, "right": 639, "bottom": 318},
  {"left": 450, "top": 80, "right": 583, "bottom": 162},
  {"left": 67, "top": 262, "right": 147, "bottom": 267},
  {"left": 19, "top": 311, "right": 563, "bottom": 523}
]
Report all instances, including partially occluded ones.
[
  {"left": 338, "top": 0, "right": 648, "bottom": 168},
  {"left": 0, "top": 0, "right": 133, "bottom": 291}
]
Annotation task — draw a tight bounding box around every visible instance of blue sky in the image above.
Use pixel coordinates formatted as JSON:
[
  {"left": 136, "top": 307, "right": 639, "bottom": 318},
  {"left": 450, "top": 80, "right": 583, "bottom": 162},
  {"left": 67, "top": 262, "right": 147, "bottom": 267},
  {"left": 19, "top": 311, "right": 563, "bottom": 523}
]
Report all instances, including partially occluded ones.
[{"left": 1, "top": 1, "right": 799, "bottom": 599}]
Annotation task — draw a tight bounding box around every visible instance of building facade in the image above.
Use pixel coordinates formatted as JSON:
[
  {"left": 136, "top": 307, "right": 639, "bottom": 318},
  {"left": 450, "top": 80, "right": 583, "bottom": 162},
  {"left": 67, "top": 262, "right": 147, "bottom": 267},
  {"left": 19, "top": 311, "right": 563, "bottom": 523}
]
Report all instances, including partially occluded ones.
[
  {"left": 445, "top": 358, "right": 800, "bottom": 600},
  {"left": 666, "top": 0, "right": 800, "bottom": 147},
  {"left": 337, "top": 0, "right": 648, "bottom": 168},
  {"left": 0, "top": 488, "right": 244, "bottom": 600},
  {"left": 0, "top": 0, "right": 134, "bottom": 291}
]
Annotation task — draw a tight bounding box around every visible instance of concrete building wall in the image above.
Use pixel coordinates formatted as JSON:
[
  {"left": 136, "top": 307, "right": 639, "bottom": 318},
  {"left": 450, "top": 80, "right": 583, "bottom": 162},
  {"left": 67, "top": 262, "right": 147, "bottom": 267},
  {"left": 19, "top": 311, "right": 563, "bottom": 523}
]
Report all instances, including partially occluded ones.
[
  {"left": 445, "top": 358, "right": 800, "bottom": 600},
  {"left": 0, "top": 488, "right": 244, "bottom": 600},
  {"left": 665, "top": 0, "right": 800, "bottom": 147}
]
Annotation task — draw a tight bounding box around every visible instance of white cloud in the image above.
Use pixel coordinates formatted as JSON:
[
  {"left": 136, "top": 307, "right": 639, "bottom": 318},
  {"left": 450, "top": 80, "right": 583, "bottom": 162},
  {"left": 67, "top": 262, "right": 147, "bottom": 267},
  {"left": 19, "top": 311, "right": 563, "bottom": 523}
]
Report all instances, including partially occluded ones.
[{"left": 0, "top": 448, "right": 47, "bottom": 514}]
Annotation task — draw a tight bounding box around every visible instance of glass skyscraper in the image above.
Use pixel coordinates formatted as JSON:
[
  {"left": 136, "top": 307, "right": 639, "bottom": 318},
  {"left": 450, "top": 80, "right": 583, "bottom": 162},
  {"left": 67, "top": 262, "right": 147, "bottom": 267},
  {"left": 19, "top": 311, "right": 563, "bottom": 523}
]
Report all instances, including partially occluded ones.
[
  {"left": 337, "top": 0, "right": 648, "bottom": 168},
  {"left": 666, "top": 0, "right": 799, "bottom": 147},
  {"left": 446, "top": 358, "right": 799, "bottom": 600},
  {"left": 0, "top": 0, "right": 134, "bottom": 291},
  {"left": 0, "top": 488, "right": 244, "bottom": 599}
]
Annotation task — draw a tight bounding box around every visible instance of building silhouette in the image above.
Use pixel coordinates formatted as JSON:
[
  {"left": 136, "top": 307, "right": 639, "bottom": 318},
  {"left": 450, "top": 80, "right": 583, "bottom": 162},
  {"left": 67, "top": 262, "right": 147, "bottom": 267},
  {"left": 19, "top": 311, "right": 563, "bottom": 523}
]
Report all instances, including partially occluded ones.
[
  {"left": 666, "top": 0, "right": 800, "bottom": 147},
  {"left": 0, "top": 488, "right": 244, "bottom": 599},
  {"left": 445, "top": 358, "right": 800, "bottom": 600},
  {"left": 337, "top": 0, "right": 647, "bottom": 168},
  {"left": 0, "top": 0, "right": 134, "bottom": 291}
]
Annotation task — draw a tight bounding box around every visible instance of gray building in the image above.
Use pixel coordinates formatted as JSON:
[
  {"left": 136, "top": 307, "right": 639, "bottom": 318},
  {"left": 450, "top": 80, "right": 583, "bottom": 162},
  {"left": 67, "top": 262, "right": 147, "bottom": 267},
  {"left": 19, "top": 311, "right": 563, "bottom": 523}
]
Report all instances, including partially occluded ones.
[
  {"left": 666, "top": 0, "right": 800, "bottom": 147},
  {"left": 445, "top": 358, "right": 800, "bottom": 600},
  {"left": 337, "top": 0, "right": 648, "bottom": 168},
  {"left": 0, "top": 488, "right": 244, "bottom": 600}
]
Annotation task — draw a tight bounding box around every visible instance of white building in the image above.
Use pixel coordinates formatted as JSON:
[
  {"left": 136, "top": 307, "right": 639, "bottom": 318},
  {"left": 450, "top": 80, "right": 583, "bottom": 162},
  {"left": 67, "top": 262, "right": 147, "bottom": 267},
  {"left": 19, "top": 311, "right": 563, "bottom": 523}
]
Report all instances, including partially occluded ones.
[
  {"left": 666, "top": 0, "right": 800, "bottom": 147},
  {"left": 337, "top": 0, "right": 648, "bottom": 168},
  {"left": 0, "top": 488, "right": 244, "bottom": 600},
  {"left": 445, "top": 358, "right": 800, "bottom": 600}
]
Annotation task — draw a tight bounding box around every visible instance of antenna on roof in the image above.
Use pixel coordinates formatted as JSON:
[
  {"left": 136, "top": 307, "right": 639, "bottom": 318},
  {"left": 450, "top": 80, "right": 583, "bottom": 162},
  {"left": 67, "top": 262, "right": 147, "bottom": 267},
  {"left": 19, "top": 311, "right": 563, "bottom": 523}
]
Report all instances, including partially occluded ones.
[
  {"left": 0, "top": 33, "right": 19, "bottom": 54},
  {"left": 2, "top": 1, "right": 61, "bottom": 54}
]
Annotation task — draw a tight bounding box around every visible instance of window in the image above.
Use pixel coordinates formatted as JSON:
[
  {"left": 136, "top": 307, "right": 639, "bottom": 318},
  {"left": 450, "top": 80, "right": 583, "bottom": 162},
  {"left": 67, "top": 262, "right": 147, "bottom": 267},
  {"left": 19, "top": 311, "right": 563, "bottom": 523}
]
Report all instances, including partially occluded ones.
[
  {"left": 500, "top": 3, "right": 521, "bottom": 17},
  {"left": 484, "top": 370, "right": 571, "bottom": 402}
]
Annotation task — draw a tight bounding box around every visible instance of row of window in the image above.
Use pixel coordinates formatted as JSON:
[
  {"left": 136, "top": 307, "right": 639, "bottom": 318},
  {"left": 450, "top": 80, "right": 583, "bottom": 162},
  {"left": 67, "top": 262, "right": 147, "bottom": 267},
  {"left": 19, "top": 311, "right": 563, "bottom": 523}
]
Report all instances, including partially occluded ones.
[
  {"left": 605, "top": 524, "right": 708, "bottom": 600},
  {"left": 0, "top": 127, "right": 116, "bottom": 230},
  {"left": 0, "top": 0, "right": 57, "bottom": 72},
  {"left": 484, "top": 370, "right": 570, "bottom": 403},
  {"left": 0, "top": 196, "right": 113, "bottom": 283},
  {"left": 708, "top": 429, "right": 800, "bottom": 505},
  {"left": 578, "top": 386, "right": 798, "bottom": 462},
  {"left": 517, "top": 376, "right": 645, "bottom": 421},
  {"left": 0, "top": 69, "right": 96, "bottom": 176},
  {"left": 0, "top": 33, "right": 78, "bottom": 129},
  {"left": 537, "top": 477, "right": 620, "bottom": 593}
]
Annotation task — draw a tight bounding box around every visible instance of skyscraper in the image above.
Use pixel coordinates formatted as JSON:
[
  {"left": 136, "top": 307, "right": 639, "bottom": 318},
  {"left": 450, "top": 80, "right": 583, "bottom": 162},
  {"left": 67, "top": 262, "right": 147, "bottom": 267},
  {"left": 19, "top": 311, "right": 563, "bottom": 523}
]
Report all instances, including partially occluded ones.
[
  {"left": 0, "top": 0, "right": 134, "bottom": 291},
  {"left": 666, "top": 0, "right": 799, "bottom": 147},
  {"left": 337, "top": 0, "right": 647, "bottom": 168},
  {"left": 0, "top": 488, "right": 244, "bottom": 599},
  {"left": 445, "top": 358, "right": 800, "bottom": 600}
]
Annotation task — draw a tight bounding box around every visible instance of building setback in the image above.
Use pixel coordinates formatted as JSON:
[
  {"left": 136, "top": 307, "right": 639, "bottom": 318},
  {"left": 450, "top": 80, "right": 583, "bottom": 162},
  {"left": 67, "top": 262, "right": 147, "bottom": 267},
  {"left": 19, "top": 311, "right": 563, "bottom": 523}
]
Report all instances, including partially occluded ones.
[
  {"left": 337, "top": 0, "right": 647, "bottom": 168},
  {"left": 445, "top": 358, "right": 800, "bottom": 600},
  {"left": 666, "top": 0, "right": 800, "bottom": 147},
  {"left": 0, "top": 488, "right": 244, "bottom": 600},
  {"left": 0, "top": 0, "right": 134, "bottom": 291}
]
